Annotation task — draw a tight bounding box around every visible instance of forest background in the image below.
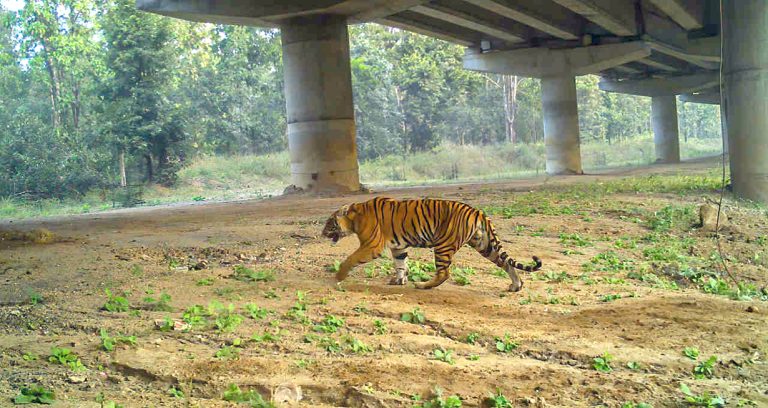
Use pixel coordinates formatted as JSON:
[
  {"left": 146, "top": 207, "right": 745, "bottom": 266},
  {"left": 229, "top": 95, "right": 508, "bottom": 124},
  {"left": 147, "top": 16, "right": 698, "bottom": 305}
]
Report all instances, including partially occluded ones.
[{"left": 0, "top": 0, "right": 722, "bottom": 217}]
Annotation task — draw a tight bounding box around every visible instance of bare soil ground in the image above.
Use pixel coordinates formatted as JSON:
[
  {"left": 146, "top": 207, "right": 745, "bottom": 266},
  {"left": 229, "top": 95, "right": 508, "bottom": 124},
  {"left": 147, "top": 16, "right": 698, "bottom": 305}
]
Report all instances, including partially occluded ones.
[{"left": 1, "top": 157, "right": 766, "bottom": 407}]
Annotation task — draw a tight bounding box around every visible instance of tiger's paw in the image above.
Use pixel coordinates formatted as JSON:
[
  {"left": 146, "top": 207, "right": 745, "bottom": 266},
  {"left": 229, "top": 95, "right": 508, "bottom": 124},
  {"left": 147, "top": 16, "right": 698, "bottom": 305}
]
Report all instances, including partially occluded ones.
[
  {"left": 508, "top": 281, "right": 523, "bottom": 292},
  {"left": 388, "top": 276, "right": 407, "bottom": 285}
]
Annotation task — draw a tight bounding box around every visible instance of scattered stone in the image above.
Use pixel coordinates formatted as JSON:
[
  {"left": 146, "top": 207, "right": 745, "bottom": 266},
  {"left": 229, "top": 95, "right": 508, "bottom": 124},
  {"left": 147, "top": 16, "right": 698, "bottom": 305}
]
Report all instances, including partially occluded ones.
[
  {"left": 283, "top": 185, "right": 304, "bottom": 195},
  {"left": 68, "top": 375, "right": 86, "bottom": 384},
  {"left": 273, "top": 383, "right": 302, "bottom": 405},
  {"left": 154, "top": 319, "right": 190, "bottom": 331},
  {"left": 746, "top": 305, "right": 758, "bottom": 313},
  {"left": 699, "top": 203, "right": 728, "bottom": 232}
]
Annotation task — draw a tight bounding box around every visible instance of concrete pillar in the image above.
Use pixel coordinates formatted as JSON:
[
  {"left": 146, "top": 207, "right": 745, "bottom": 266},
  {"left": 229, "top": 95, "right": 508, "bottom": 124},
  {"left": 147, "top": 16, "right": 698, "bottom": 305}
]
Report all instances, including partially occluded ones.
[
  {"left": 541, "top": 75, "right": 583, "bottom": 175},
  {"left": 281, "top": 15, "right": 360, "bottom": 193},
  {"left": 723, "top": 1, "right": 768, "bottom": 203},
  {"left": 651, "top": 96, "right": 680, "bottom": 163}
]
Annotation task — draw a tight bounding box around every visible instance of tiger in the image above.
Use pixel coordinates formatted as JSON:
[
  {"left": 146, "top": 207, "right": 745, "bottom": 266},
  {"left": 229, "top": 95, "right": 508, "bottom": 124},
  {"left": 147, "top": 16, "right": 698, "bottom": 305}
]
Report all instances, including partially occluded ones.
[{"left": 321, "top": 197, "right": 542, "bottom": 291}]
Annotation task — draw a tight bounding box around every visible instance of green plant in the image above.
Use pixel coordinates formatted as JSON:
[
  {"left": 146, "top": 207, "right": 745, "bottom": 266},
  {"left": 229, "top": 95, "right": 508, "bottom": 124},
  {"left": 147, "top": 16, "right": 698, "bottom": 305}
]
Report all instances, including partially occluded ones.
[
  {"left": 168, "top": 386, "right": 184, "bottom": 398},
  {"left": 319, "top": 336, "right": 342, "bottom": 353},
  {"left": 626, "top": 361, "right": 642, "bottom": 371},
  {"left": 326, "top": 260, "right": 342, "bottom": 272},
  {"left": 245, "top": 304, "right": 272, "bottom": 320},
  {"left": 232, "top": 265, "right": 275, "bottom": 282},
  {"left": 48, "top": 347, "right": 85, "bottom": 372},
  {"left": 26, "top": 289, "right": 43, "bottom": 306},
  {"left": 251, "top": 331, "right": 279, "bottom": 343},
  {"left": 683, "top": 347, "right": 700, "bottom": 360},
  {"left": 345, "top": 337, "right": 372, "bottom": 354},
  {"left": 452, "top": 267, "right": 475, "bottom": 286},
  {"left": 222, "top": 384, "right": 275, "bottom": 407},
  {"left": 693, "top": 355, "right": 717, "bottom": 379},
  {"left": 142, "top": 292, "right": 173, "bottom": 312},
  {"left": 680, "top": 384, "right": 725, "bottom": 407},
  {"left": 622, "top": 403, "right": 652, "bottom": 408},
  {"left": 21, "top": 352, "right": 38, "bottom": 361},
  {"left": 486, "top": 389, "right": 513, "bottom": 408},
  {"left": 401, "top": 307, "right": 426, "bottom": 324},
  {"left": 182, "top": 304, "right": 209, "bottom": 328},
  {"left": 373, "top": 319, "right": 388, "bottom": 335},
  {"left": 99, "top": 329, "right": 136, "bottom": 352},
  {"left": 215, "top": 345, "right": 240, "bottom": 360},
  {"left": 102, "top": 289, "right": 130, "bottom": 312},
  {"left": 433, "top": 348, "right": 455, "bottom": 365},
  {"left": 13, "top": 386, "right": 55, "bottom": 405},
  {"left": 559, "top": 233, "right": 592, "bottom": 247},
  {"left": 196, "top": 278, "right": 214, "bottom": 286},
  {"left": 646, "top": 205, "right": 695, "bottom": 232},
  {"left": 600, "top": 294, "right": 623, "bottom": 302},
  {"left": 414, "top": 387, "right": 462, "bottom": 408},
  {"left": 494, "top": 334, "right": 518, "bottom": 353},
  {"left": 314, "top": 315, "right": 345, "bottom": 333},
  {"left": 408, "top": 260, "right": 436, "bottom": 282},
  {"left": 593, "top": 352, "right": 614, "bottom": 373},
  {"left": 465, "top": 332, "right": 480, "bottom": 345},
  {"left": 214, "top": 304, "right": 244, "bottom": 333},
  {"left": 489, "top": 268, "right": 508, "bottom": 279},
  {"left": 263, "top": 289, "right": 279, "bottom": 299}
]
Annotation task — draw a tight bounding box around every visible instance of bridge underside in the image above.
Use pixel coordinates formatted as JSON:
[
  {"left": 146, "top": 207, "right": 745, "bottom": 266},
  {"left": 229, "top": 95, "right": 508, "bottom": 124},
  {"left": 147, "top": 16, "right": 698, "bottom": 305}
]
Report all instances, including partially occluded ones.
[{"left": 137, "top": 0, "right": 768, "bottom": 203}]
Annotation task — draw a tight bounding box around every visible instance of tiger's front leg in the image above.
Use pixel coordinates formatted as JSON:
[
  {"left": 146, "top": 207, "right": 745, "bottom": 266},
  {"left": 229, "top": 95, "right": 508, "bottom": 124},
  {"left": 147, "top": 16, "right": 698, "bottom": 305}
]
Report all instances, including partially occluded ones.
[
  {"left": 389, "top": 249, "right": 408, "bottom": 285},
  {"left": 336, "top": 245, "right": 383, "bottom": 283}
]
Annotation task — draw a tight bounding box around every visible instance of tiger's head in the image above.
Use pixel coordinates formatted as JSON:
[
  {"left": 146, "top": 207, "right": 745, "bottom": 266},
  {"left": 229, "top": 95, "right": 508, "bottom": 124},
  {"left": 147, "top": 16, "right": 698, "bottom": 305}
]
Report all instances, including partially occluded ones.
[{"left": 322, "top": 204, "right": 356, "bottom": 244}]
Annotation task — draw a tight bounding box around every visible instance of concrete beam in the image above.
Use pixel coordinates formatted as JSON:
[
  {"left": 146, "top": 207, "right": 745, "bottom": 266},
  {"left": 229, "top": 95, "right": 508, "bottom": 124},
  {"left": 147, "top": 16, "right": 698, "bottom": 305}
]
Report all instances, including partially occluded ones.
[
  {"left": 347, "top": 0, "right": 426, "bottom": 23},
  {"left": 598, "top": 73, "right": 719, "bottom": 97},
  {"left": 679, "top": 91, "right": 720, "bottom": 105},
  {"left": 551, "top": 0, "right": 636, "bottom": 36},
  {"left": 378, "top": 15, "right": 475, "bottom": 46},
  {"left": 136, "top": 0, "right": 289, "bottom": 26},
  {"left": 638, "top": 57, "right": 678, "bottom": 72},
  {"left": 411, "top": 4, "right": 525, "bottom": 43},
  {"left": 462, "top": 0, "right": 579, "bottom": 40},
  {"left": 646, "top": 0, "right": 703, "bottom": 31},
  {"left": 647, "top": 40, "right": 719, "bottom": 70},
  {"left": 463, "top": 41, "right": 650, "bottom": 77}
]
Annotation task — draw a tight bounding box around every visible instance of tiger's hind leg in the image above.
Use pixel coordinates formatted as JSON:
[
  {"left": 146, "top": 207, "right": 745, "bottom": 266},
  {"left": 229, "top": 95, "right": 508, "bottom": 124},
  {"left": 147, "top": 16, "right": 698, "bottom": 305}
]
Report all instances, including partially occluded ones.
[
  {"left": 468, "top": 230, "right": 524, "bottom": 292},
  {"left": 413, "top": 247, "right": 455, "bottom": 289},
  {"left": 389, "top": 249, "right": 409, "bottom": 285}
]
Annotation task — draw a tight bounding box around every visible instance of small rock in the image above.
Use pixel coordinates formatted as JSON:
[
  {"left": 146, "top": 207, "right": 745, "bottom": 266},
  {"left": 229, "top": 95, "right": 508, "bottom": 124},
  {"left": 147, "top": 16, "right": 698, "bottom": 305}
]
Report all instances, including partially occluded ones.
[
  {"left": 68, "top": 375, "right": 86, "bottom": 384},
  {"left": 273, "top": 383, "right": 302, "bottom": 405},
  {"left": 746, "top": 305, "right": 758, "bottom": 313},
  {"left": 173, "top": 266, "right": 189, "bottom": 272}
]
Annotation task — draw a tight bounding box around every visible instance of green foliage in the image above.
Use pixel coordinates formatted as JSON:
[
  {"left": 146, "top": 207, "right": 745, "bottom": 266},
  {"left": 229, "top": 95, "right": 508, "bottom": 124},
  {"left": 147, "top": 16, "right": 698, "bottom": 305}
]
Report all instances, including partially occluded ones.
[
  {"left": 26, "top": 289, "right": 43, "bottom": 305},
  {"left": 680, "top": 384, "right": 725, "bottom": 407},
  {"left": 593, "top": 352, "right": 614, "bottom": 373},
  {"left": 626, "top": 361, "right": 642, "bottom": 371},
  {"left": 213, "top": 304, "right": 244, "bottom": 333},
  {"left": 465, "top": 332, "right": 480, "bottom": 345},
  {"left": 222, "top": 384, "right": 274, "bottom": 407},
  {"left": 600, "top": 294, "right": 623, "bottom": 303},
  {"left": 13, "top": 386, "right": 55, "bottom": 405},
  {"left": 345, "top": 337, "right": 372, "bottom": 354},
  {"left": 313, "top": 315, "right": 345, "bottom": 334},
  {"left": 452, "top": 267, "right": 475, "bottom": 286},
  {"left": 196, "top": 278, "right": 214, "bottom": 286},
  {"left": 408, "top": 260, "right": 436, "bottom": 282},
  {"left": 401, "top": 307, "right": 426, "bottom": 324},
  {"left": 486, "top": 390, "right": 513, "bottom": 408},
  {"left": 693, "top": 356, "right": 717, "bottom": 379},
  {"left": 622, "top": 403, "right": 652, "bottom": 408},
  {"left": 559, "top": 233, "right": 592, "bottom": 247},
  {"left": 215, "top": 345, "right": 240, "bottom": 360},
  {"left": 432, "top": 348, "right": 455, "bottom": 365},
  {"left": 583, "top": 251, "right": 634, "bottom": 273},
  {"left": 245, "top": 304, "right": 273, "bottom": 320},
  {"left": 326, "top": 260, "right": 342, "bottom": 273},
  {"left": 168, "top": 387, "right": 184, "bottom": 399},
  {"left": 99, "top": 329, "right": 136, "bottom": 352},
  {"left": 48, "top": 347, "right": 85, "bottom": 372},
  {"left": 373, "top": 319, "right": 388, "bottom": 335},
  {"left": 182, "top": 304, "right": 210, "bottom": 328},
  {"left": 413, "top": 388, "right": 462, "bottom": 408},
  {"left": 142, "top": 292, "right": 173, "bottom": 312},
  {"left": 494, "top": 334, "right": 518, "bottom": 353},
  {"left": 646, "top": 205, "right": 696, "bottom": 232},
  {"left": 102, "top": 289, "right": 130, "bottom": 312},
  {"left": 232, "top": 265, "right": 275, "bottom": 282},
  {"left": 684, "top": 347, "right": 700, "bottom": 360}
]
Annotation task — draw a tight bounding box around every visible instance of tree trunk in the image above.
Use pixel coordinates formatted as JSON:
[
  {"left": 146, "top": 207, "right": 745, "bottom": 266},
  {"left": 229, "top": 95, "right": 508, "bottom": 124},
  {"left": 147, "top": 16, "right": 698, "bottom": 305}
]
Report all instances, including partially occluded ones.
[
  {"left": 502, "top": 75, "right": 519, "bottom": 144},
  {"left": 145, "top": 154, "right": 154, "bottom": 183},
  {"left": 119, "top": 150, "right": 127, "bottom": 187}
]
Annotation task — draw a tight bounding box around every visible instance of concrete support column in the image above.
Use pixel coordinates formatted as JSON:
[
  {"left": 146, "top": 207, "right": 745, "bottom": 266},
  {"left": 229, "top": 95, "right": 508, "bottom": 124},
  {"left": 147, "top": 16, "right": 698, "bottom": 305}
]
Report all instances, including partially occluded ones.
[
  {"left": 281, "top": 15, "right": 360, "bottom": 193},
  {"left": 723, "top": 1, "right": 768, "bottom": 203},
  {"left": 541, "top": 75, "right": 583, "bottom": 175},
  {"left": 651, "top": 96, "right": 680, "bottom": 163}
]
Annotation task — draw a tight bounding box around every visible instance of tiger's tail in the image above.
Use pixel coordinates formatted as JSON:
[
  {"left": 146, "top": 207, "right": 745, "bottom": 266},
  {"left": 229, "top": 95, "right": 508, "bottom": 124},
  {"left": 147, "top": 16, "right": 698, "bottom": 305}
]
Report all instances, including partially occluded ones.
[{"left": 470, "top": 215, "right": 542, "bottom": 291}]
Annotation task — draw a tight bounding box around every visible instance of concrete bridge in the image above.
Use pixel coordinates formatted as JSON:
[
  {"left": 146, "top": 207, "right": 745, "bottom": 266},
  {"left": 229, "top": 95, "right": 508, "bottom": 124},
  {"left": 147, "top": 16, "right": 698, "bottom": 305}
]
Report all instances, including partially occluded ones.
[{"left": 137, "top": 0, "right": 767, "bottom": 203}]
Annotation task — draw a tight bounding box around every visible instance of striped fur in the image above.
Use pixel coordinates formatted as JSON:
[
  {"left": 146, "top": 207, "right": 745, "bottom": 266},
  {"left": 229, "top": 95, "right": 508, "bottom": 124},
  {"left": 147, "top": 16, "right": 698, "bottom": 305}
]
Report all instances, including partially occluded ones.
[{"left": 321, "top": 197, "right": 542, "bottom": 291}]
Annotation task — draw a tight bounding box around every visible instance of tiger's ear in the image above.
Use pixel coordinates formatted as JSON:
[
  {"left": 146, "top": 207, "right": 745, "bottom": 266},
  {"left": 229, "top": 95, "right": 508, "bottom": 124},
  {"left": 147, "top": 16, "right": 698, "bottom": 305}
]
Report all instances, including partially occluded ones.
[{"left": 338, "top": 203, "right": 358, "bottom": 218}]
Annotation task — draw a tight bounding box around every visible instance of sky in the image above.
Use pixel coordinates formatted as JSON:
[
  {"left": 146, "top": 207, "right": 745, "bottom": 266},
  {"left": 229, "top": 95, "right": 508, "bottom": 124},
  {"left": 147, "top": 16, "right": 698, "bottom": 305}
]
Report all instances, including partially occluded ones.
[{"left": 1, "top": 0, "right": 23, "bottom": 12}]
